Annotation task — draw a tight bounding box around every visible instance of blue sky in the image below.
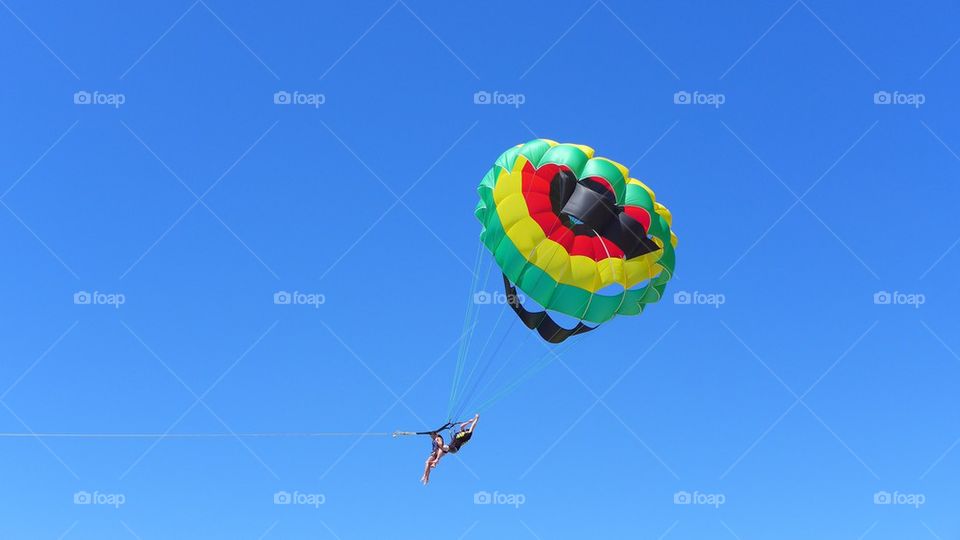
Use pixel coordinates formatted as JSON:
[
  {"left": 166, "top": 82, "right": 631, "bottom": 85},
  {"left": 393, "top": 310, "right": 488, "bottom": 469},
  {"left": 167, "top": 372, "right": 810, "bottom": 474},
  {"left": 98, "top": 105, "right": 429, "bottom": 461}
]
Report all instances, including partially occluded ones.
[{"left": 1, "top": 1, "right": 958, "bottom": 538}]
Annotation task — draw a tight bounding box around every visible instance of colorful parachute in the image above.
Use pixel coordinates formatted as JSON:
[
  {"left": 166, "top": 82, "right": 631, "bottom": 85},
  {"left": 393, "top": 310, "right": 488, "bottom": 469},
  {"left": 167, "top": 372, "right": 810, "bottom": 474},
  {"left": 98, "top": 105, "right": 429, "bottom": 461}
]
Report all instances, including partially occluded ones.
[{"left": 475, "top": 139, "right": 677, "bottom": 343}]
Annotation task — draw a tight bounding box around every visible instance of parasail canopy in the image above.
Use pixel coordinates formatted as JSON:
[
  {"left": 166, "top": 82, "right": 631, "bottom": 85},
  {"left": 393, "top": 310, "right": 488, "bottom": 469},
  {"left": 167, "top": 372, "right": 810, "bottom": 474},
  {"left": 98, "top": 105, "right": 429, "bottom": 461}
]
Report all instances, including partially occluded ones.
[{"left": 475, "top": 139, "right": 677, "bottom": 343}]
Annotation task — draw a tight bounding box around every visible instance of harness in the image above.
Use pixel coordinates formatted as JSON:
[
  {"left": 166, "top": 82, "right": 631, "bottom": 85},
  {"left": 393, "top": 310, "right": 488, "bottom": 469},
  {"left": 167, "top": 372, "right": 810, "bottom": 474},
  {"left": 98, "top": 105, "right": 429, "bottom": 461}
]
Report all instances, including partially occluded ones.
[{"left": 393, "top": 420, "right": 471, "bottom": 445}]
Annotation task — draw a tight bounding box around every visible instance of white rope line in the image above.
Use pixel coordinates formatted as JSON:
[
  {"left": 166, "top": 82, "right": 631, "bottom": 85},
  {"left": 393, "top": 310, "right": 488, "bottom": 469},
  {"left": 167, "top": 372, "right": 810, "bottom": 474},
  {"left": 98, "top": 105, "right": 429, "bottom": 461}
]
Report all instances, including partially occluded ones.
[
  {"left": 448, "top": 241, "right": 488, "bottom": 416},
  {"left": 0, "top": 432, "right": 391, "bottom": 439}
]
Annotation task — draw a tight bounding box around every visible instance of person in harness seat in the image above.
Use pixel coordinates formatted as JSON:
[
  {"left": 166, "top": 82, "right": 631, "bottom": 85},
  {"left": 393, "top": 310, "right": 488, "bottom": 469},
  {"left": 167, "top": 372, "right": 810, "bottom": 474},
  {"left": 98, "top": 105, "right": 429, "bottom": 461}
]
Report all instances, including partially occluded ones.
[{"left": 419, "top": 414, "right": 480, "bottom": 485}]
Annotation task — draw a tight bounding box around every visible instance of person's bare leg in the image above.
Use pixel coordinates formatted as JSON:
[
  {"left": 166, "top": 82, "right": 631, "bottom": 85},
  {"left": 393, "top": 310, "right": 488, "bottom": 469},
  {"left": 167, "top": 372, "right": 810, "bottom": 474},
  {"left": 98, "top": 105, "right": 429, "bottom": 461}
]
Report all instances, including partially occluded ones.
[
  {"left": 421, "top": 448, "right": 443, "bottom": 484},
  {"left": 421, "top": 464, "right": 434, "bottom": 484},
  {"left": 459, "top": 414, "right": 479, "bottom": 434},
  {"left": 421, "top": 457, "right": 433, "bottom": 484}
]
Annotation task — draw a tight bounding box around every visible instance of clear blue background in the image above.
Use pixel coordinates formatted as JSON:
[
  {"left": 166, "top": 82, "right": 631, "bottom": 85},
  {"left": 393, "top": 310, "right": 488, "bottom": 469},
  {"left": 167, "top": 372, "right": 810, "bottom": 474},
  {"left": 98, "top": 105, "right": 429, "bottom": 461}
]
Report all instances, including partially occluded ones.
[{"left": 1, "top": 1, "right": 958, "bottom": 538}]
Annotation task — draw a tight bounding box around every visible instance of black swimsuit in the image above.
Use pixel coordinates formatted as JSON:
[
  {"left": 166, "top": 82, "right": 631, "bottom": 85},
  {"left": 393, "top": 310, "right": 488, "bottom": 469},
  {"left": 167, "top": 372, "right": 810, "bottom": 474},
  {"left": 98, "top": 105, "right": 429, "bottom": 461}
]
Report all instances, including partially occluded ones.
[{"left": 447, "top": 430, "right": 472, "bottom": 453}]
